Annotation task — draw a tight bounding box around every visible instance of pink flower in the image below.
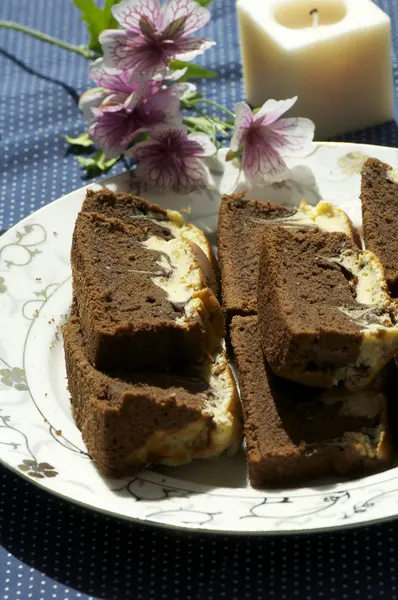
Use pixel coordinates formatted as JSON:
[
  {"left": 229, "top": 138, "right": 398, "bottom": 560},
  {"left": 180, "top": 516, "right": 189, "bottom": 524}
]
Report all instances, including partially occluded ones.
[
  {"left": 229, "top": 97, "right": 315, "bottom": 184},
  {"left": 79, "top": 59, "right": 187, "bottom": 157},
  {"left": 131, "top": 126, "right": 216, "bottom": 192},
  {"left": 99, "top": 0, "right": 215, "bottom": 78}
]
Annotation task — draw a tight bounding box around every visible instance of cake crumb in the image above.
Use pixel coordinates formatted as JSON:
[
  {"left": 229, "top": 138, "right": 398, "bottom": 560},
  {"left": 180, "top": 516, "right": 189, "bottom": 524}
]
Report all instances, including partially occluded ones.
[
  {"left": 55, "top": 429, "right": 62, "bottom": 436},
  {"left": 53, "top": 231, "right": 58, "bottom": 237}
]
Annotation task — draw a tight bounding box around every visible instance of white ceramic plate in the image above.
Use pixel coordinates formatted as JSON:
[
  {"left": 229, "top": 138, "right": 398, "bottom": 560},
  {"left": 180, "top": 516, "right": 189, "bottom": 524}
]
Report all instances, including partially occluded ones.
[{"left": 1, "top": 142, "right": 398, "bottom": 535}]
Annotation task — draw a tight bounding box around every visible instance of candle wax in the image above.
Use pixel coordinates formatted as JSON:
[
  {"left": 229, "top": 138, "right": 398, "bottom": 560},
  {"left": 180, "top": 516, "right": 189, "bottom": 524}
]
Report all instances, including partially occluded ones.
[{"left": 237, "top": 0, "right": 395, "bottom": 139}]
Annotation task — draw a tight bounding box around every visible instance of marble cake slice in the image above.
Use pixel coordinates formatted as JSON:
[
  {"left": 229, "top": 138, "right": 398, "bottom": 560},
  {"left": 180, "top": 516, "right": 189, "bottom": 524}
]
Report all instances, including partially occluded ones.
[
  {"left": 257, "top": 227, "right": 398, "bottom": 390},
  {"left": 361, "top": 157, "right": 398, "bottom": 296},
  {"left": 63, "top": 313, "right": 241, "bottom": 476},
  {"left": 71, "top": 193, "right": 224, "bottom": 372},
  {"left": 218, "top": 191, "right": 358, "bottom": 318},
  {"left": 81, "top": 188, "right": 219, "bottom": 294},
  {"left": 231, "top": 316, "right": 393, "bottom": 488}
]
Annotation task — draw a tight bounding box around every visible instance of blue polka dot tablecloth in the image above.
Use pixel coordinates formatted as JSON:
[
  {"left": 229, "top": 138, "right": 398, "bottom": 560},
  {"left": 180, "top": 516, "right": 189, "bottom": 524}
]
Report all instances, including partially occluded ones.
[{"left": 2, "top": 1, "right": 398, "bottom": 599}]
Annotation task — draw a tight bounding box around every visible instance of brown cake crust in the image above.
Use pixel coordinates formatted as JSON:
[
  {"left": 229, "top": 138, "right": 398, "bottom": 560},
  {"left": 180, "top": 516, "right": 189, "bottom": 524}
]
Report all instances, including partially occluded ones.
[
  {"left": 257, "top": 227, "right": 398, "bottom": 389},
  {"left": 63, "top": 314, "right": 241, "bottom": 476},
  {"left": 361, "top": 157, "right": 398, "bottom": 297},
  {"left": 82, "top": 188, "right": 170, "bottom": 224},
  {"left": 230, "top": 316, "right": 393, "bottom": 488},
  {"left": 72, "top": 202, "right": 224, "bottom": 371}
]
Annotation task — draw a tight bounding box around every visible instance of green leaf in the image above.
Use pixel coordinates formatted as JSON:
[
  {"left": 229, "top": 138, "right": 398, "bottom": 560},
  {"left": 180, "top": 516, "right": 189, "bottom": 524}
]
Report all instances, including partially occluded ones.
[
  {"left": 195, "top": 0, "right": 214, "bottom": 6},
  {"left": 77, "top": 151, "right": 120, "bottom": 175},
  {"left": 73, "top": 0, "right": 119, "bottom": 54},
  {"left": 64, "top": 132, "right": 94, "bottom": 147},
  {"left": 183, "top": 117, "right": 223, "bottom": 150},
  {"left": 183, "top": 116, "right": 214, "bottom": 136},
  {"left": 170, "top": 60, "right": 216, "bottom": 80}
]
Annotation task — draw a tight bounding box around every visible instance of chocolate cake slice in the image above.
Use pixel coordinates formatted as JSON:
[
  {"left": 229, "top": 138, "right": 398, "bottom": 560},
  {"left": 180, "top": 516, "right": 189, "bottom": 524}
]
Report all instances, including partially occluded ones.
[
  {"left": 218, "top": 191, "right": 358, "bottom": 318},
  {"left": 63, "top": 313, "right": 241, "bottom": 476},
  {"left": 231, "top": 316, "right": 393, "bottom": 488},
  {"left": 361, "top": 157, "right": 398, "bottom": 296},
  {"left": 72, "top": 197, "right": 224, "bottom": 371},
  {"left": 257, "top": 227, "right": 398, "bottom": 390}
]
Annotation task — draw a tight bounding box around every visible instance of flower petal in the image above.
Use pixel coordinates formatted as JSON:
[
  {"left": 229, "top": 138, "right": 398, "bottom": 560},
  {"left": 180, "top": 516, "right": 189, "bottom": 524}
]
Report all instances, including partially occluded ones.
[
  {"left": 160, "top": 67, "right": 188, "bottom": 81},
  {"left": 132, "top": 127, "right": 208, "bottom": 192},
  {"left": 79, "top": 88, "right": 108, "bottom": 122},
  {"left": 100, "top": 30, "right": 169, "bottom": 78},
  {"left": 136, "top": 155, "right": 207, "bottom": 192},
  {"left": 242, "top": 142, "right": 290, "bottom": 184},
  {"left": 173, "top": 36, "right": 215, "bottom": 62},
  {"left": 88, "top": 110, "right": 139, "bottom": 157},
  {"left": 161, "top": 0, "right": 211, "bottom": 36},
  {"left": 100, "top": 92, "right": 131, "bottom": 111},
  {"left": 162, "top": 15, "right": 187, "bottom": 40},
  {"left": 112, "top": 0, "right": 162, "bottom": 32},
  {"left": 142, "top": 88, "right": 183, "bottom": 128},
  {"left": 147, "top": 124, "right": 187, "bottom": 142},
  {"left": 176, "top": 156, "right": 208, "bottom": 191},
  {"left": 267, "top": 117, "right": 315, "bottom": 155},
  {"left": 230, "top": 102, "right": 253, "bottom": 152},
  {"left": 88, "top": 58, "right": 140, "bottom": 93},
  {"left": 187, "top": 132, "right": 217, "bottom": 157},
  {"left": 255, "top": 96, "right": 298, "bottom": 126},
  {"left": 100, "top": 29, "right": 137, "bottom": 72}
]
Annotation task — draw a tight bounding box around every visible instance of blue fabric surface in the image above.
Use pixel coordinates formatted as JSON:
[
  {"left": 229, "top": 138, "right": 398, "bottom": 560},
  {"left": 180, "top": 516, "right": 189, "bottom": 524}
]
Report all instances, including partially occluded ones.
[{"left": 2, "top": 1, "right": 398, "bottom": 599}]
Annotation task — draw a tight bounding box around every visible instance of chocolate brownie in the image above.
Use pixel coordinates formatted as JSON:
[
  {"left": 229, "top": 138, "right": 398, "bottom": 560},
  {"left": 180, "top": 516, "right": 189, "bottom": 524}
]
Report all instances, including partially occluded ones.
[
  {"left": 72, "top": 207, "right": 224, "bottom": 371},
  {"left": 231, "top": 316, "right": 393, "bottom": 488},
  {"left": 218, "top": 191, "right": 358, "bottom": 318},
  {"left": 257, "top": 227, "right": 398, "bottom": 390},
  {"left": 63, "top": 313, "right": 241, "bottom": 476},
  {"left": 361, "top": 157, "right": 398, "bottom": 296}
]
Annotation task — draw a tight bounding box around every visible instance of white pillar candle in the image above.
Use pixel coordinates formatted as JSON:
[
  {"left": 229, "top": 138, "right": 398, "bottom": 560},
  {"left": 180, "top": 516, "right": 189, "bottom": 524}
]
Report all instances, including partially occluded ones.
[{"left": 237, "top": 0, "right": 395, "bottom": 139}]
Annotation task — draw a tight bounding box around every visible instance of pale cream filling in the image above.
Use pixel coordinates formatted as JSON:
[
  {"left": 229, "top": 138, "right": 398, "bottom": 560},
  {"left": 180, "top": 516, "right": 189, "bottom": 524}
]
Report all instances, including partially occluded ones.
[
  {"left": 252, "top": 199, "right": 353, "bottom": 235},
  {"left": 313, "top": 390, "right": 386, "bottom": 458},
  {"left": 191, "top": 352, "right": 240, "bottom": 458},
  {"left": 329, "top": 249, "right": 398, "bottom": 389},
  {"left": 318, "top": 388, "right": 384, "bottom": 419},
  {"left": 332, "top": 249, "right": 390, "bottom": 306},
  {"left": 165, "top": 210, "right": 213, "bottom": 264},
  {"left": 293, "top": 199, "right": 353, "bottom": 235},
  {"left": 126, "top": 352, "right": 240, "bottom": 467},
  {"left": 142, "top": 210, "right": 217, "bottom": 325},
  {"left": 387, "top": 168, "right": 398, "bottom": 184},
  {"left": 142, "top": 233, "right": 203, "bottom": 305}
]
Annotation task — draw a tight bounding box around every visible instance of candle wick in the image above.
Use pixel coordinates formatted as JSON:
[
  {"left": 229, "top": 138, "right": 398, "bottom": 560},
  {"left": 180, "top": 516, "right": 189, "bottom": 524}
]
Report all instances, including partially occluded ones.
[{"left": 309, "top": 8, "right": 319, "bottom": 27}]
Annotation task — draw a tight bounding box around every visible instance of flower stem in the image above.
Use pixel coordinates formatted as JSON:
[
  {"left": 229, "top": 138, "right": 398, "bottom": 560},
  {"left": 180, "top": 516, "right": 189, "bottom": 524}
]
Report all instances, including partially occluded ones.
[
  {"left": 196, "top": 99, "right": 235, "bottom": 119},
  {"left": 0, "top": 21, "right": 98, "bottom": 59},
  {"left": 192, "top": 106, "right": 217, "bottom": 142}
]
